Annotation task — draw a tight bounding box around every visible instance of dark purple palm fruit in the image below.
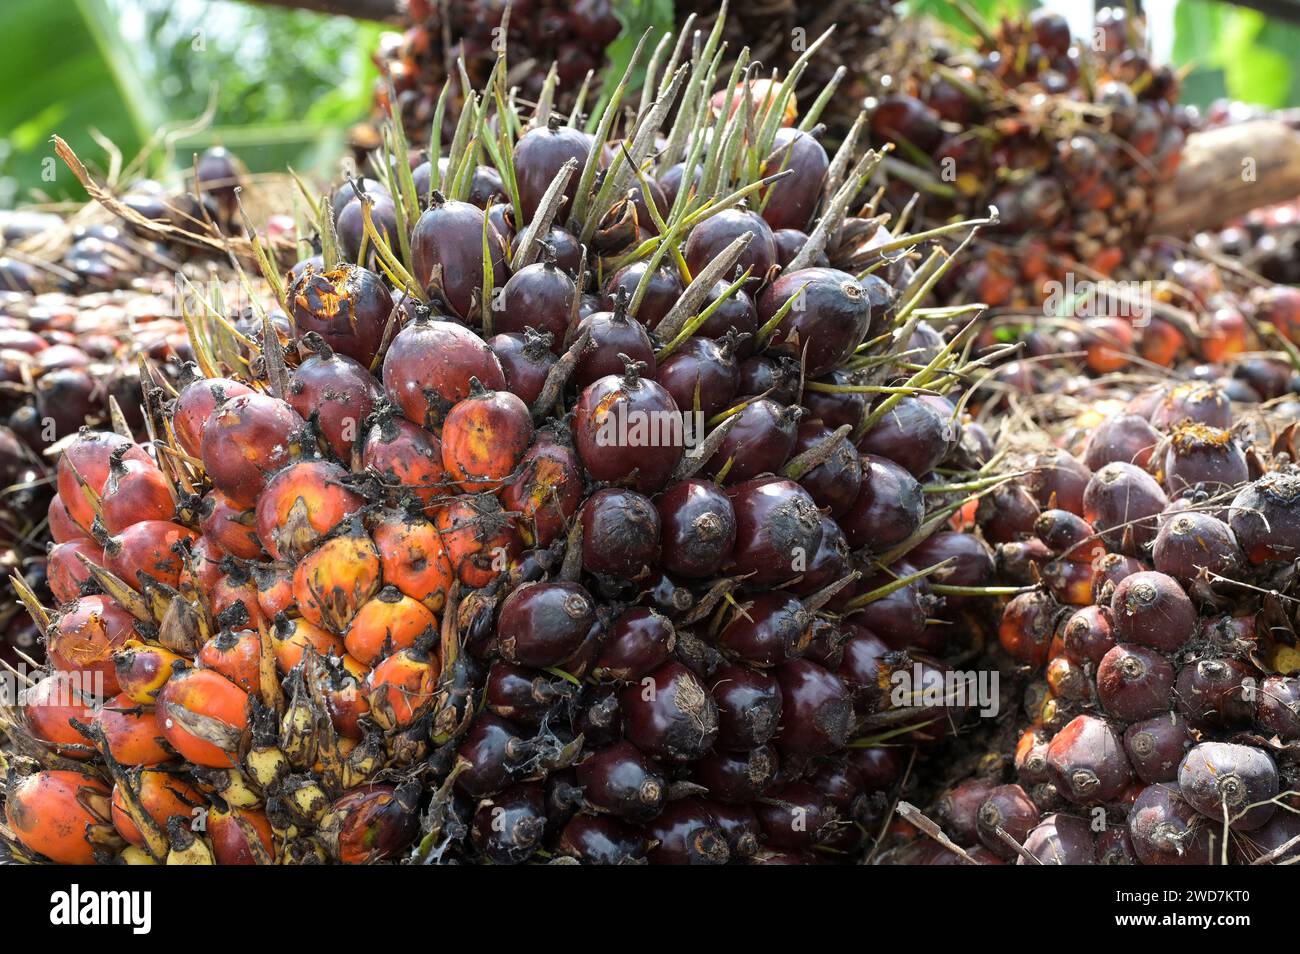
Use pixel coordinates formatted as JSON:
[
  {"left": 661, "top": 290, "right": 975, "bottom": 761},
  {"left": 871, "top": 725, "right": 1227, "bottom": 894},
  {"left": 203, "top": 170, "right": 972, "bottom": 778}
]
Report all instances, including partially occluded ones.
[
  {"left": 511, "top": 225, "right": 583, "bottom": 276},
  {"left": 773, "top": 229, "right": 828, "bottom": 268},
  {"left": 1110, "top": 571, "right": 1196, "bottom": 653},
  {"left": 693, "top": 281, "right": 759, "bottom": 353},
  {"left": 1178, "top": 742, "right": 1278, "bottom": 831},
  {"left": 412, "top": 159, "right": 503, "bottom": 209},
  {"left": 758, "top": 268, "right": 875, "bottom": 378},
  {"left": 978, "top": 483, "right": 1043, "bottom": 544},
  {"left": 488, "top": 329, "right": 557, "bottom": 405},
  {"left": 512, "top": 116, "right": 594, "bottom": 223},
  {"left": 471, "top": 783, "right": 547, "bottom": 864},
  {"left": 593, "top": 608, "right": 675, "bottom": 683},
  {"left": 735, "top": 354, "right": 801, "bottom": 403},
  {"left": 289, "top": 264, "right": 393, "bottom": 366},
  {"left": 620, "top": 661, "right": 719, "bottom": 763},
  {"left": 658, "top": 162, "right": 701, "bottom": 208},
  {"left": 576, "top": 741, "right": 666, "bottom": 822},
  {"left": 655, "top": 335, "right": 739, "bottom": 421},
  {"left": 410, "top": 192, "right": 507, "bottom": 319},
  {"left": 936, "top": 780, "right": 999, "bottom": 847},
  {"left": 756, "top": 782, "right": 844, "bottom": 850},
  {"left": 694, "top": 747, "right": 779, "bottom": 805},
  {"left": 684, "top": 205, "right": 777, "bottom": 288},
  {"left": 487, "top": 202, "right": 516, "bottom": 244},
  {"left": 496, "top": 581, "right": 598, "bottom": 668},
  {"left": 1229, "top": 472, "right": 1300, "bottom": 565},
  {"left": 1257, "top": 675, "right": 1300, "bottom": 740},
  {"left": 1174, "top": 656, "right": 1256, "bottom": 731},
  {"left": 760, "top": 127, "right": 829, "bottom": 232},
  {"left": 1025, "top": 449, "right": 1091, "bottom": 515},
  {"left": 1128, "top": 782, "right": 1215, "bottom": 865},
  {"left": 852, "top": 566, "right": 935, "bottom": 651},
  {"left": 803, "top": 370, "right": 867, "bottom": 432},
  {"left": 789, "top": 419, "right": 862, "bottom": 518},
  {"left": 602, "top": 260, "right": 684, "bottom": 331},
  {"left": 1163, "top": 423, "right": 1248, "bottom": 500},
  {"left": 195, "top": 146, "right": 245, "bottom": 217},
  {"left": 484, "top": 662, "right": 573, "bottom": 728},
  {"left": 788, "top": 514, "right": 854, "bottom": 602},
  {"left": 654, "top": 479, "right": 736, "bottom": 579},
  {"left": 287, "top": 333, "right": 383, "bottom": 461},
  {"left": 909, "top": 531, "right": 995, "bottom": 605},
  {"left": 976, "top": 784, "right": 1040, "bottom": 859},
  {"left": 1123, "top": 714, "right": 1193, "bottom": 784},
  {"left": 717, "top": 592, "right": 814, "bottom": 666},
  {"left": 704, "top": 398, "right": 801, "bottom": 485},
  {"left": 555, "top": 813, "right": 650, "bottom": 864},
  {"left": 1081, "top": 413, "right": 1160, "bottom": 471},
  {"left": 330, "top": 177, "right": 387, "bottom": 221},
  {"left": 579, "top": 488, "right": 660, "bottom": 581},
  {"left": 572, "top": 360, "right": 684, "bottom": 494},
  {"left": 1241, "top": 812, "right": 1300, "bottom": 864},
  {"left": 570, "top": 290, "right": 657, "bottom": 389},
  {"left": 496, "top": 252, "right": 576, "bottom": 350},
  {"left": 870, "top": 94, "right": 944, "bottom": 153},
  {"left": 1152, "top": 511, "right": 1242, "bottom": 586},
  {"left": 834, "top": 626, "right": 890, "bottom": 716},
  {"left": 1096, "top": 644, "right": 1175, "bottom": 722},
  {"left": 453, "top": 715, "right": 533, "bottom": 799},
  {"left": 1046, "top": 715, "right": 1134, "bottom": 807},
  {"left": 1149, "top": 381, "right": 1233, "bottom": 430},
  {"left": 709, "top": 664, "right": 783, "bottom": 750},
  {"left": 774, "top": 659, "right": 854, "bottom": 759},
  {"left": 839, "top": 455, "right": 925, "bottom": 553},
  {"left": 336, "top": 192, "right": 399, "bottom": 266},
  {"left": 646, "top": 798, "right": 730, "bottom": 865},
  {"left": 1019, "top": 814, "right": 1098, "bottom": 865},
  {"left": 726, "top": 477, "right": 823, "bottom": 586},
  {"left": 856, "top": 395, "right": 958, "bottom": 478},
  {"left": 1082, "top": 462, "right": 1169, "bottom": 555}
]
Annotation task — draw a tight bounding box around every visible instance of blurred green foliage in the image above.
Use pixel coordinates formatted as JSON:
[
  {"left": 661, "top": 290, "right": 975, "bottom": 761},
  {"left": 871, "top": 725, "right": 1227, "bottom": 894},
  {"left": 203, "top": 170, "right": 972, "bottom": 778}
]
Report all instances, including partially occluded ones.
[{"left": 0, "top": 0, "right": 379, "bottom": 209}]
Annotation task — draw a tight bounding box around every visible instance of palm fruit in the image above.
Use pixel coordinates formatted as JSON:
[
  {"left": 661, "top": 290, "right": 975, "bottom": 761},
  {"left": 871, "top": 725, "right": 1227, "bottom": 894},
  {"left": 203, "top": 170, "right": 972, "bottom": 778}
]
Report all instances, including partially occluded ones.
[
  {"left": 4, "top": 12, "right": 1018, "bottom": 867},
  {"left": 369, "top": 0, "right": 898, "bottom": 151},
  {"left": 873, "top": 7, "right": 1194, "bottom": 311},
  {"left": 917, "top": 371, "right": 1300, "bottom": 865}
]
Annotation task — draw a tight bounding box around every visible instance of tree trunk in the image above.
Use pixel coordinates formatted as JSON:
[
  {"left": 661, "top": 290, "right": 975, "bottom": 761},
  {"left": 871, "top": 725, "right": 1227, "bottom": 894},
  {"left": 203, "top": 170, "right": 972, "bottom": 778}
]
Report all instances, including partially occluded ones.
[{"left": 1154, "top": 119, "right": 1300, "bottom": 235}]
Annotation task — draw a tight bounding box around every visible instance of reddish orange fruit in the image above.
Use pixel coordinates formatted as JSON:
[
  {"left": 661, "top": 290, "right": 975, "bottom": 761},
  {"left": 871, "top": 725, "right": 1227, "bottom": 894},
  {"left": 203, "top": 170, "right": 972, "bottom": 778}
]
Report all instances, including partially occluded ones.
[
  {"left": 4, "top": 770, "right": 113, "bottom": 864},
  {"left": 345, "top": 586, "right": 438, "bottom": 666},
  {"left": 254, "top": 460, "right": 364, "bottom": 561},
  {"left": 292, "top": 519, "right": 382, "bottom": 634},
  {"left": 48, "top": 595, "right": 138, "bottom": 696},
  {"left": 157, "top": 668, "right": 249, "bottom": 768},
  {"left": 372, "top": 509, "right": 455, "bottom": 613},
  {"left": 111, "top": 770, "right": 203, "bottom": 848},
  {"left": 441, "top": 383, "right": 534, "bottom": 492}
]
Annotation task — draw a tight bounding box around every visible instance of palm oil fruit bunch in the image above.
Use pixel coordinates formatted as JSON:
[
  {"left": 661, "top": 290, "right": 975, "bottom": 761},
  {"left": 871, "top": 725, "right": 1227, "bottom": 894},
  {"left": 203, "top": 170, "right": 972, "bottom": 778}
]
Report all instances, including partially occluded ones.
[
  {"left": 372, "top": 0, "right": 624, "bottom": 146},
  {"left": 872, "top": 6, "right": 1194, "bottom": 310},
  {"left": 916, "top": 378, "right": 1300, "bottom": 864},
  {"left": 0, "top": 12, "right": 1011, "bottom": 866},
  {"left": 973, "top": 242, "right": 1300, "bottom": 409}
]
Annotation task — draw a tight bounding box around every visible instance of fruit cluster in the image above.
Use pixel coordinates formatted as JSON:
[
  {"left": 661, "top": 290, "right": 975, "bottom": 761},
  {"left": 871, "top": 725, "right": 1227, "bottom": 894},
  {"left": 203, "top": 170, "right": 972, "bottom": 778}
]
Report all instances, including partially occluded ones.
[
  {"left": 912, "top": 375, "right": 1300, "bottom": 864},
  {"left": 1, "top": 18, "right": 1010, "bottom": 865},
  {"left": 872, "top": 7, "right": 1194, "bottom": 310},
  {"left": 372, "top": 0, "right": 623, "bottom": 146}
]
